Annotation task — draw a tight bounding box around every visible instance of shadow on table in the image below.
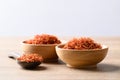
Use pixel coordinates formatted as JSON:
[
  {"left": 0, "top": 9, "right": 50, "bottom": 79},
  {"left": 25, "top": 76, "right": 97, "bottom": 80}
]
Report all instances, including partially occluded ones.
[
  {"left": 78, "top": 63, "right": 120, "bottom": 72},
  {"left": 96, "top": 63, "right": 120, "bottom": 72},
  {"left": 22, "top": 60, "right": 65, "bottom": 71},
  {"left": 22, "top": 66, "right": 47, "bottom": 71},
  {"left": 43, "top": 59, "right": 65, "bottom": 65}
]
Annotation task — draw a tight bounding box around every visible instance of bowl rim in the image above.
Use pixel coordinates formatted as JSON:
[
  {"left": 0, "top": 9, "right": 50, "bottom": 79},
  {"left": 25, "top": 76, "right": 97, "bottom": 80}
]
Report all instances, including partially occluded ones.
[
  {"left": 22, "top": 41, "right": 61, "bottom": 46},
  {"left": 56, "top": 44, "right": 108, "bottom": 52}
]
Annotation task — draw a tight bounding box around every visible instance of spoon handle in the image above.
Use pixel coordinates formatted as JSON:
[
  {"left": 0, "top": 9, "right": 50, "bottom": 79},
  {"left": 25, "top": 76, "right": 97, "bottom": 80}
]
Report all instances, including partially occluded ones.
[{"left": 8, "top": 52, "right": 21, "bottom": 59}]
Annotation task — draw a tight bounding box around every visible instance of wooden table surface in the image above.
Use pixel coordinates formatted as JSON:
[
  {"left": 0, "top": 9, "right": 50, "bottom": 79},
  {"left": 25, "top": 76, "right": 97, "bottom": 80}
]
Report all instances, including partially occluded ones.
[{"left": 0, "top": 36, "right": 120, "bottom": 80}]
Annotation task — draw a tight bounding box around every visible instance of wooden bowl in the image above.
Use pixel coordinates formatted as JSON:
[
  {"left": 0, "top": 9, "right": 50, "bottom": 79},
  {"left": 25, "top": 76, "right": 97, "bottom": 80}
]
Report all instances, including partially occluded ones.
[
  {"left": 56, "top": 44, "right": 108, "bottom": 68},
  {"left": 22, "top": 41, "right": 59, "bottom": 62}
]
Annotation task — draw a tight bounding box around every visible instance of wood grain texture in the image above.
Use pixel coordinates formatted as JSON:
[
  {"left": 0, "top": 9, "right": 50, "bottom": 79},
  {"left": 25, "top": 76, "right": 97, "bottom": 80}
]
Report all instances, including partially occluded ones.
[{"left": 0, "top": 36, "right": 120, "bottom": 80}]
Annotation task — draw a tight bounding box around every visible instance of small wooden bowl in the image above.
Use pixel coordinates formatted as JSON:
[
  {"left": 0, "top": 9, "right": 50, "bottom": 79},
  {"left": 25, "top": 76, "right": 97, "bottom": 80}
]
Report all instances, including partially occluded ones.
[
  {"left": 56, "top": 44, "right": 108, "bottom": 68},
  {"left": 22, "top": 41, "right": 59, "bottom": 62}
]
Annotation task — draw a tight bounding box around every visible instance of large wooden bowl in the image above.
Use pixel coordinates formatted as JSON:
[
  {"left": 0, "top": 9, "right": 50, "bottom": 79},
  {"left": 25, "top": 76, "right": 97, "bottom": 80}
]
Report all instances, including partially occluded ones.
[
  {"left": 22, "top": 41, "right": 59, "bottom": 62},
  {"left": 56, "top": 44, "right": 108, "bottom": 68}
]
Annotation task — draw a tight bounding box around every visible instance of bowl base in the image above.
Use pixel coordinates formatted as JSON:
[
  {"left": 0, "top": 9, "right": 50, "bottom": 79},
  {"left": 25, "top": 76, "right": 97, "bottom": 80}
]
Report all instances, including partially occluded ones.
[{"left": 66, "top": 64, "right": 97, "bottom": 69}]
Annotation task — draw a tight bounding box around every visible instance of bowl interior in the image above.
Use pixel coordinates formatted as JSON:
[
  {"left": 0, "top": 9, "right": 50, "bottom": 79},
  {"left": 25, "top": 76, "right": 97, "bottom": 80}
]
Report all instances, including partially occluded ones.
[{"left": 56, "top": 44, "right": 108, "bottom": 51}]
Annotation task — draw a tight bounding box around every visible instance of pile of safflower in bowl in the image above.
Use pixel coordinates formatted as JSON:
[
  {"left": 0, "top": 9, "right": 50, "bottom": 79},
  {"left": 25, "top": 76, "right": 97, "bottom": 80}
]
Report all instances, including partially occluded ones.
[
  {"left": 55, "top": 37, "right": 108, "bottom": 68},
  {"left": 22, "top": 34, "right": 61, "bottom": 62}
]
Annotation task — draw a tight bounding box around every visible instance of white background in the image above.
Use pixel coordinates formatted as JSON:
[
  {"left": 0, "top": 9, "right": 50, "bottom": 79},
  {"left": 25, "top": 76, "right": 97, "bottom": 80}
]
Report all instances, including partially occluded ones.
[{"left": 0, "top": 0, "right": 120, "bottom": 36}]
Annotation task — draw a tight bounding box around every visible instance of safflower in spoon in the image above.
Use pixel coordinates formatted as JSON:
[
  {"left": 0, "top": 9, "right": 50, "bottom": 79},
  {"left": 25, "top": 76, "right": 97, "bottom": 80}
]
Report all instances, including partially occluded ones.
[{"left": 8, "top": 52, "right": 43, "bottom": 69}]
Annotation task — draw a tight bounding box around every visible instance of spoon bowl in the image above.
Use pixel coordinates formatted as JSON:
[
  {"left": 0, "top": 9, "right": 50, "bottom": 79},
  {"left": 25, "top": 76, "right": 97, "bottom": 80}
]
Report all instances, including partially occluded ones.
[
  {"left": 8, "top": 52, "right": 42, "bottom": 69},
  {"left": 17, "top": 61, "right": 41, "bottom": 69}
]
